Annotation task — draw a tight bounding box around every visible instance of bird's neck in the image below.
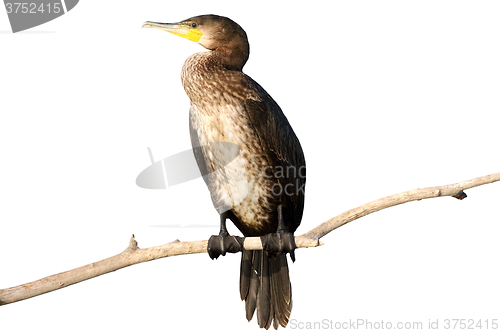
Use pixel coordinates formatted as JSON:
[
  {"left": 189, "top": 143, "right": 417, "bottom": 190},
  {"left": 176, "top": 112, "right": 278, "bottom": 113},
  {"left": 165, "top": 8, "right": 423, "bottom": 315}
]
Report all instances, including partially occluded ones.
[
  {"left": 213, "top": 44, "right": 249, "bottom": 71},
  {"left": 181, "top": 51, "right": 249, "bottom": 105}
]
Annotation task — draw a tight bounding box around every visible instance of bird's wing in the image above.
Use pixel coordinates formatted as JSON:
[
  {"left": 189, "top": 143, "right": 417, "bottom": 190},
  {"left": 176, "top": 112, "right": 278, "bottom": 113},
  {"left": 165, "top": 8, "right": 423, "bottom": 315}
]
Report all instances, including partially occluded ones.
[
  {"left": 243, "top": 80, "right": 306, "bottom": 232},
  {"left": 189, "top": 114, "right": 229, "bottom": 214},
  {"left": 189, "top": 115, "right": 211, "bottom": 184}
]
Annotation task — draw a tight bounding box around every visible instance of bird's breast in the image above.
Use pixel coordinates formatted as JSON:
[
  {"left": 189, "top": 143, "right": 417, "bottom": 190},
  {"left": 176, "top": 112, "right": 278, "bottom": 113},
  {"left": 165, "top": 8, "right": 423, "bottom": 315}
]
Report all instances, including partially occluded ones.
[
  {"left": 182, "top": 53, "right": 282, "bottom": 234},
  {"left": 189, "top": 101, "right": 277, "bottom": 234}
]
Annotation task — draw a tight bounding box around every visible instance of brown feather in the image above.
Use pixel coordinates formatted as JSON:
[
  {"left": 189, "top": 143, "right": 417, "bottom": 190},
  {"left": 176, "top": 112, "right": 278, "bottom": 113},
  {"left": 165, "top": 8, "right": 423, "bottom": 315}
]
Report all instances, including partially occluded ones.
[{"left": 175, "top": 15, "right": 304, "bottom": 329}]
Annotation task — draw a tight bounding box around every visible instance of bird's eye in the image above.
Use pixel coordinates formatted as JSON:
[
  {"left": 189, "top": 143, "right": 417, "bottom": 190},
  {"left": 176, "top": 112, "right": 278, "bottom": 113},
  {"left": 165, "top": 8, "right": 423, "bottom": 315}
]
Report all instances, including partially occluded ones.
[{"left": 191, "top": 22, "right": 198, "bottom": 28}]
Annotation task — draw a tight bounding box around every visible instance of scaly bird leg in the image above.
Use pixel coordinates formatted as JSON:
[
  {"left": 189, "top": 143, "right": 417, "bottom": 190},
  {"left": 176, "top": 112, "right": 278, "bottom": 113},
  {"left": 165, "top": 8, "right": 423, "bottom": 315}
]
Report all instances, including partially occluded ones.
[
  {"left": 261, "top": 205, "right": 297, "bottom": 262},
  {"left": 208, "top": 212, "right": 244, "bottom": 259}
]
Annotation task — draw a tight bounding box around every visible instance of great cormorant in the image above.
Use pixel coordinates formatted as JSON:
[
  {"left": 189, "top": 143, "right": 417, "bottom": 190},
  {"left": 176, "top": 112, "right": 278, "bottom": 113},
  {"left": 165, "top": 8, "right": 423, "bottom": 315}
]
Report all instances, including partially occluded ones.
[{"left": 143, "top": 15, "right": 306, "bottom": 329}]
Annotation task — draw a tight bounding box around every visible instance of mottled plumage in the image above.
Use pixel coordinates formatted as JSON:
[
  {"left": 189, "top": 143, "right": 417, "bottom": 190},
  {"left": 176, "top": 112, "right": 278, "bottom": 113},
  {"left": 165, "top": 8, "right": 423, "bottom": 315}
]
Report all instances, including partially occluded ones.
[{"left": 143, "top": 15, "right": 305, "bottom": 329}]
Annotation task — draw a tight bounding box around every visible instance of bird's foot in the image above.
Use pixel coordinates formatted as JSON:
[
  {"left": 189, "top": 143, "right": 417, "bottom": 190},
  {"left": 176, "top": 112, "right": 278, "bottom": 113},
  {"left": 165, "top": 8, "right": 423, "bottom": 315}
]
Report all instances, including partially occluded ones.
[
  {"left": 261, "top": 230, "right": 296, "bottom": 262},
  {"left": 208, "top": 232, "right": 244, "bottom": 260}
]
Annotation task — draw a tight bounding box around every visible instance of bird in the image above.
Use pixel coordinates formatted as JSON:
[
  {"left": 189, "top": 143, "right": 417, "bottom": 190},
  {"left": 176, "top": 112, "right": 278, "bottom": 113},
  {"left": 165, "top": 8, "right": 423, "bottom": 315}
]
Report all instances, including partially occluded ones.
[{"left": 142, "top": 14, "right": 306, "bottom": 329}]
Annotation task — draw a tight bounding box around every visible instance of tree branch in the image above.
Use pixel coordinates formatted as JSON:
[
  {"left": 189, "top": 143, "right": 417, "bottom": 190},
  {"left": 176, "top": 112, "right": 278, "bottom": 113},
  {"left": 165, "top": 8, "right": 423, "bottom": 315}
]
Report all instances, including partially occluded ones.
[
  {"left": 1, "top": 172, "right": 499, "bottom": 306},
  {"left": 303, "top": 172, "right": 500, "bottom": 240}
]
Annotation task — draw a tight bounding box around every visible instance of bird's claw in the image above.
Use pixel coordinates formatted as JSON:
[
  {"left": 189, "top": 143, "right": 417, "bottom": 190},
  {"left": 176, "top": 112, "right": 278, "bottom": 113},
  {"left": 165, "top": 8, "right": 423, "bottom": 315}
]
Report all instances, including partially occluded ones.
[
  {"left": 261, "top": 230, "right": 296, "bottom": 262},
  {"left": 208, "top": 233, "right": 244, "bottom": 260}
]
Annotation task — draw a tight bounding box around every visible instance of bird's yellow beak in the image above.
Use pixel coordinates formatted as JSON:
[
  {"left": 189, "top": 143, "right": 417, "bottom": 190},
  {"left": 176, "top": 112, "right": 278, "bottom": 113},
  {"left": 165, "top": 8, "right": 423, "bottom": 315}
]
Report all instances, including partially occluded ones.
[{"left": 142, "top": 21, "right": 202, "bottom": 43}]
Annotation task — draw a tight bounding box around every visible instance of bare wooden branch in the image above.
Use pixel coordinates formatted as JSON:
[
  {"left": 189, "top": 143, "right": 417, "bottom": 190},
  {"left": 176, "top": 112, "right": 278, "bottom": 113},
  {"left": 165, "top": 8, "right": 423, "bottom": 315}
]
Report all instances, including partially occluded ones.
[
  {"left": 302, "top": 172, "right": 500, "bottom": 240},
  {"left": 1, "top": 172, "right": 498, "bottom": 306}
]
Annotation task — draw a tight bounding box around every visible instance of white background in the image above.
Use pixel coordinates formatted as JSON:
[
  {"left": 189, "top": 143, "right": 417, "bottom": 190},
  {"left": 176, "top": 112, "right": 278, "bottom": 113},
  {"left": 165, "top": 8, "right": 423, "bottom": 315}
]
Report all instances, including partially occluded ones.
[{"left": 1, "top": 1, "right": 499, "bottom": 332}]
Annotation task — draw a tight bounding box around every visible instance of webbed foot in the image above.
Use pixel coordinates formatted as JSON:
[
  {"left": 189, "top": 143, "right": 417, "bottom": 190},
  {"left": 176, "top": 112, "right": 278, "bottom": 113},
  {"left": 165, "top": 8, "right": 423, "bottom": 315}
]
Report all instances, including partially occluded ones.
[
  {"left": 261, "top": 205, "right": 296, "bottom": 262},
  {"left": 207, "top": 213, "right": 243, "bottom": 259},
  {"left": 208, "top": 233, "right": 244, "bottom": 259}
]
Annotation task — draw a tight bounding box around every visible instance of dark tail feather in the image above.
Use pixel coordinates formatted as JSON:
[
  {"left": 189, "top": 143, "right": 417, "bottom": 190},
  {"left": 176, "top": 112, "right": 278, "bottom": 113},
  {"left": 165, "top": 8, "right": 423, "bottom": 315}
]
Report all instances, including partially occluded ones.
[
  {"left": 240, "top": 250, "right": 292, "bottom": 329},
  {"left": 241, "top": 250, "right": 258, "bottom": 320}
]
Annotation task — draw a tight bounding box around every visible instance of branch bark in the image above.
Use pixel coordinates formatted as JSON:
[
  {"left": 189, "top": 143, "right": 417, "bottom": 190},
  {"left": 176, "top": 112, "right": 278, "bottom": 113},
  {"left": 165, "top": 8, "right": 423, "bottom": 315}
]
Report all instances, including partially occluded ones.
[{"left": 1, "top": 172, "right": 499, "bottom": 306}]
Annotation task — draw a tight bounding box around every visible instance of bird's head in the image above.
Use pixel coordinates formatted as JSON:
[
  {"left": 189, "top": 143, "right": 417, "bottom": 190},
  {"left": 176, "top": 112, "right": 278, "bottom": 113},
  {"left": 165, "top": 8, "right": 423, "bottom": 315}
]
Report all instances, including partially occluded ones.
[
  {"left": 143, "top": 14, "right": 249, "bottom": 69},
  {"left": 142, "top": 15, "right": 249, "bottom": 50}
]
